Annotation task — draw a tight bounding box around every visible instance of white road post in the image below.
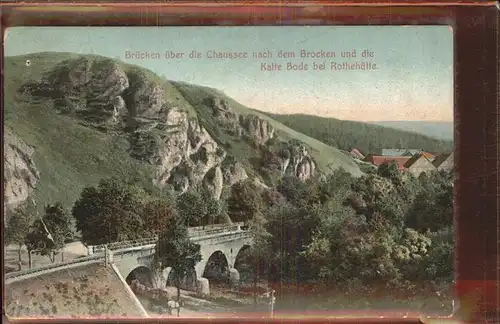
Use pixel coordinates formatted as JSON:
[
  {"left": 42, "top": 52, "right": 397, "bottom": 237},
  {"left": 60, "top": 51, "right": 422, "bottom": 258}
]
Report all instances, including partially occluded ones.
[
  {"left": 269, "top": 289, "right": 276, "bottom": 317},
  {"left": 104, "top": 245, "right": 108, "bottom": 267}
]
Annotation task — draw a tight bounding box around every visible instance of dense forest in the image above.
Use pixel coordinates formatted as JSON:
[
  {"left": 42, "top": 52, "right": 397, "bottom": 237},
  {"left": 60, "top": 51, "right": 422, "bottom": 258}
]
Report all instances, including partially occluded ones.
[{"left": 266, "top": 113, "right": 454, "bottom": 155}]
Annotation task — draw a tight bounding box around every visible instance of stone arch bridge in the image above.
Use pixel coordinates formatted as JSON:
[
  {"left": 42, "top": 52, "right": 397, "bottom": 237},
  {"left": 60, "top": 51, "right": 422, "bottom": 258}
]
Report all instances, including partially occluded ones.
[{"left": 87, "top": 223, "right": 253, "bottom": 294}]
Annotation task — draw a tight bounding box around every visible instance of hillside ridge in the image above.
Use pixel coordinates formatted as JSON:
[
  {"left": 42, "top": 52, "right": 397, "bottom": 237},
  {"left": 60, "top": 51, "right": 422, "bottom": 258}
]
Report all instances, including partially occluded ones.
[{"left": 4, "top": 52, "right": 362, "bottom": 217}]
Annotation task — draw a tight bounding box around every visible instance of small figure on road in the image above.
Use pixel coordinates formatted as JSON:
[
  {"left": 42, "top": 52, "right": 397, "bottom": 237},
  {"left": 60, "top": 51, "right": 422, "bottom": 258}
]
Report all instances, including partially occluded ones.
[
  {"left": 167, "top": 300, "right": 180, "bottom": 316},
  {"left": 261, "top": 289, "right": 276, "bottom": 317}
]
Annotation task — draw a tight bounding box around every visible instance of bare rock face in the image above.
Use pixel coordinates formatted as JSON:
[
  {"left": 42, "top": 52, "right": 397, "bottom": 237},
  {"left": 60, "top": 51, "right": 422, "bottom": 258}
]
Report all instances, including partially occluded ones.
[
  {"left": 278, "top": 144, "right": 316, "bottom": 180},
  {"left": 3, "top": 130, "right": 40, "bottom": 219},
  {"left": 209, "top": 98, "right": 237, "bottom": 123},
  {"left": 239, "top": 114, "right": 275, "bottom": 145},
  {"left": 44, "top": 57, "right": 129, "bottom": 124},
  {"left": 221, "top": 156, "right": 248, "bottom": 186},
  {"left": 203, "top": 166, "right": 224, "bottom": 200},
  {"left": 19, "top": 56, "right": 239, "bottom": 199},
  {"left": 207, "top": 96, "right": 276, "bottom": 145},
  {"left": 17, "top": 56, "right": 320, "bottom": 199},
  {"left": 253, "top": 177, "right": 269, "bottom": 189},
  {"left": 147, "top": 107, "right": 226, "bottom": 198},
  {"left": 123, "top": 69, "right": 165, "bottom": 120}
]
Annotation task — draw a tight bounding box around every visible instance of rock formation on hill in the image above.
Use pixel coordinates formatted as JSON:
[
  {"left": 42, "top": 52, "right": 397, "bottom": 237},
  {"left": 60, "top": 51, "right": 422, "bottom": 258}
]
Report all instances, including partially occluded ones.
[
  {"left": 3, "top": 130, "right": 40, "bottom": 219},
  {"left": 16, "top": 56, "right": 318, "bottom": 204}
]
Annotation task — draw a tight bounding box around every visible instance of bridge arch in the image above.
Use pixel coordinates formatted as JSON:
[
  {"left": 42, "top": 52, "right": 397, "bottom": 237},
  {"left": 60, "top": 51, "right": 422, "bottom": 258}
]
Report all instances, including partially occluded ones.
[
  {"left": 203, "top": 250, "right": 230, "bottom": 284},
  {"left": 233, "top": 244, "right": 254, "bottom": 282},
  {"left": 166, "top": 266, "right": 197, "bottom": 291},
  {"left": 126, "top": 266, "right": 154, "bottom": 287}
]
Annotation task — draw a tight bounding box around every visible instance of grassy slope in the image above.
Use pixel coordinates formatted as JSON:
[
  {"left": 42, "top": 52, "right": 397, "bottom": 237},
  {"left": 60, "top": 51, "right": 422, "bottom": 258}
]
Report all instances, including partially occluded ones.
[
  {"left": 4, "top": 52, "right": 362, "bottom": 214},
  {"left": 266, "top": 113, "right": 454, "bottom": 155},
  {"left": 4, "top": 53, "right": 156, "bottom": 214},
  {"left": 172, "top": 82, "right": 363, "bottom": 177}
]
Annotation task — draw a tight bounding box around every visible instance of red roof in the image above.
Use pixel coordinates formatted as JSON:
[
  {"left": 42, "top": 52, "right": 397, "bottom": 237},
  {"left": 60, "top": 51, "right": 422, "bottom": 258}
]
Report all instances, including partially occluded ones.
[
  {"left": 421, "top": 151, "right": 436, "bottom": 160},
  {"left": 366, "top": 155, "right": 412, "bottom": 170}
]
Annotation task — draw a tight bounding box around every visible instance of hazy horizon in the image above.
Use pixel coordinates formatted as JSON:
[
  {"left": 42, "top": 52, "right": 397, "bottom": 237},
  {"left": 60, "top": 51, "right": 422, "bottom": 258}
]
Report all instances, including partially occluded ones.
[{"left": 4, "top": 26, "right": 453, "bottom": 122}]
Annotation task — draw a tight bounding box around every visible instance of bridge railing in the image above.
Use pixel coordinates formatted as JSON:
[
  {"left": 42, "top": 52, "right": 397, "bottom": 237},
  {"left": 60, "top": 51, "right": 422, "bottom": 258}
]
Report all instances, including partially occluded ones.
[
  {"left": 6, "top": 226, "right": 251, "bottom": 279},
  {"left": 109, "top": 231, "right": 253, "bottom": 259},
  {"left": 188, "top": 224, "right": 243, "bottom": 237},
  {"left": 87, "top": 223, "right": 244, "bottom": 255},
  {"left": 188, "top": 222, "right": 244, "bottom": 233},
  {"left": 89, "top": 237, "right": 159, "bottom": 254},
  {"left": 191, "top": 231, "right": 252, "bottom": 245}
]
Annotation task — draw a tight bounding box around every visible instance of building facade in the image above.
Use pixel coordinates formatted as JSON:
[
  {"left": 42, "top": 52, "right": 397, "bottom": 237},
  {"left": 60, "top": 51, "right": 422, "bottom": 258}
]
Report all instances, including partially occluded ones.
[
  {"left": 433, "top": 152, "right": 454, "bottom": 172},
  {"left": 404, "top": 154, "right": 436, "bottom": 178}
]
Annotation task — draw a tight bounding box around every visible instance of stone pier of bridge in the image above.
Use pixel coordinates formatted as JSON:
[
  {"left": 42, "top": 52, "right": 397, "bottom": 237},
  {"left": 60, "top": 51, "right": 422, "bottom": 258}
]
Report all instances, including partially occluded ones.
[{"left": 98, "top": 223, "right": 253, "bottom": 296}]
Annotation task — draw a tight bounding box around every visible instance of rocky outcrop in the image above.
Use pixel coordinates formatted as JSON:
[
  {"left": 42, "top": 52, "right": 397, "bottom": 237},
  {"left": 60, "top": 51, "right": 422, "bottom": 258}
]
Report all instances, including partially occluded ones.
[
  {"left": 43, "top": 57, "right": 129, "bottom": 124},
  {"left": 20, "top": 56, "right": 232, "bottom": 199},
  {"left": 203, "top": 166, "right": 224, "bottom": 200},
  {"left": 239, "top": 114, "right": 276, "bottom": 145},
  {"left": 277, "top": 144, "right": 316, "bottom": 180},
  {"left": 253, "top": 177, "right": 269, "bottom": 189},
  {"left": 209, "top": 98, "right": 237, "bottom": 124},
  {"left": 123, "top": 69, "right": 166, "bottom": 120},
  {"left": 3, "top": 130, "right": 40, "bottom": 218},
  {"left": 207, "top": 97, "right": 276, "bottom": 145},
  {"left": 221, "top": 159, "right": 248, "bottom": 186},
  {"left": 147, "top": 108, "right": 227, "bottom": 198},
  {"left": 18, "top": 55, "right": 320, "bottom": 199}
]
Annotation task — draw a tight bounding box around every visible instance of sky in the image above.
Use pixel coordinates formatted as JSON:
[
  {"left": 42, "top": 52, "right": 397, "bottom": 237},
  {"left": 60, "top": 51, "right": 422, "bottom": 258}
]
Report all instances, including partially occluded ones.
[{"left": 4, "top": 26, "right": 453, "bottom": 122}]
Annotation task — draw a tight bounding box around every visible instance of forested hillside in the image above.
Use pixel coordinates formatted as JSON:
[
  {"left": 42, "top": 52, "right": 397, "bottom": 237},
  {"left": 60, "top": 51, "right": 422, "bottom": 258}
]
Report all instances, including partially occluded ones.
[{"left": 266, "top": 113, "right": 453, "bottom": 155}]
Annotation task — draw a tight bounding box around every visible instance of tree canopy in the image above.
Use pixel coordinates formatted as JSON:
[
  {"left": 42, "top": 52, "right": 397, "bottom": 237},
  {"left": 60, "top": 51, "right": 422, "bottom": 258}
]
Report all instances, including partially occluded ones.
[
  {"left": 25, "top": 202, "right": 73, "bottom": 262},
  {"left": 153, "top": 216, "right": 202, "bottom": 300},
  {"left": 72, "top": 178, "right": 146, "bottom": 245}
]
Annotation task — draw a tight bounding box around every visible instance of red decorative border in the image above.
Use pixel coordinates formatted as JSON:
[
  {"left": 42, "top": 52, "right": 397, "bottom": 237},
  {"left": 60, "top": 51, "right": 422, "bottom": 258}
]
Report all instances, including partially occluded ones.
[{"left": 1, "top": 2, "right": 498, "bottom": 324}]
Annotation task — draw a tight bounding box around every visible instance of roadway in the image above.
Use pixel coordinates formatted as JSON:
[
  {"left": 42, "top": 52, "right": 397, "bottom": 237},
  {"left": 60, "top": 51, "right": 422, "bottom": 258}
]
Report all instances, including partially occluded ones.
[{"left": 5, "top": 223, "right": 249, "bottom": 282}]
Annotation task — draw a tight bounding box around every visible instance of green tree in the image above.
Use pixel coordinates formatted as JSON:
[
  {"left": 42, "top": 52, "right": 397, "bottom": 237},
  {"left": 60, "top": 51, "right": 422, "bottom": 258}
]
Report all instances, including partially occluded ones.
[
  {"left": 417, "top": 227, "right": 454, "bottom": 282},
  {"left": 316, "top": 167, "right": 354, "bottom": 204},
  {"left": 377, "top": 161, "right": 402, "bottom": 183},
  {"left": 4, "top": 207, "right": 32, "bottom": 270},
  {"left": 25, "top": 202, "right": 73, "bottom": 263},
  {"left": 245, "top": 210, "right": 272, "bottom": 307},
  {"left": 204, "top": 197, "right": 221, "bottom": 226},
  {"left": 276, "top": 175, "right": 313, "bottom": 207},
  {"left": 176, "top": 191, "right": 207, "bottom": 227},
  {"left": 265, "top": 201, "right": 322, "bottom": 286},
  {"left": 153, "top": 217, "right": 202, "bottom": 303},
  {"left": 141, "top": 196, "right": 178, "bottom": 236},
  {"left": 228, "top": 179, "right": 263, "bottom": 223},
  {"left": 407, "top": 171, "right": 453, "bottom": 232},
  {"left": 72, "top": 178, "right": 146, "bottom": 245}
]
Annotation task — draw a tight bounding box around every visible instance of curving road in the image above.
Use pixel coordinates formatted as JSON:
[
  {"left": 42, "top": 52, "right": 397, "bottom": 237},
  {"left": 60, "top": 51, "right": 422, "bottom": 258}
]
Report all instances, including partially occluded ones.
[{"left": 5, "top": 223, "right": 249, "bottom": 282}]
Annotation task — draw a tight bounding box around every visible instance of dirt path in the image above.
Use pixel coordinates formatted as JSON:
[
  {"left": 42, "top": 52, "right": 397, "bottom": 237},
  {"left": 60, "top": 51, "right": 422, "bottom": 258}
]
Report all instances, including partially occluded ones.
[
  {"left": 137, "top": 286, "right": 264, "bottom": 318},
  {"left": 4, "top": 242, "right": 88, "bottom": 271}
]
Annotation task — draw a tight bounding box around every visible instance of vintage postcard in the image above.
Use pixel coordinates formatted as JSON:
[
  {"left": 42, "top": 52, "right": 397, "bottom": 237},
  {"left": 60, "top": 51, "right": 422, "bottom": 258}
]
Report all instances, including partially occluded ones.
[{"left": 3, "top": 26, "right": 454, "bottom": 319}]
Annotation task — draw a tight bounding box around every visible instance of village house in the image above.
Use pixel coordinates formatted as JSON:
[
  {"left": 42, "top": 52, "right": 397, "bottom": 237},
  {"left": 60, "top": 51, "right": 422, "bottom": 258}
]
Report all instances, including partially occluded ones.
[
  {"left": 420, "top": 151, "right": 436, "bottom": 162},
  {"left": 432, "top": 152, "right": 454, "bottom": 172},
  {"left": 364, "top": 152, "right": 437, "bottom": 177},
  {"left": 349, "top": 148, "right": 365, "bottom": 160},
  {"left": 381, "top": 149, "right": 423, "bottom": 156},
  {"left": 364, "top": 154, "right": 412, "bottom": 171},
  {"left": 403, "top": 153, "right": 436, "bottom": 178},
  {"left": 401, "top": 150, "right": 436, "bottom": 161}
]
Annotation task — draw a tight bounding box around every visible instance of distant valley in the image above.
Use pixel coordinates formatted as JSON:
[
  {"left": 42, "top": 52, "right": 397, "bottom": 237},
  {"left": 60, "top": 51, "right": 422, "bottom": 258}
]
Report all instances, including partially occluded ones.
[{"left": 370, "top": 121, "right": 454, "bottom": 141}]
